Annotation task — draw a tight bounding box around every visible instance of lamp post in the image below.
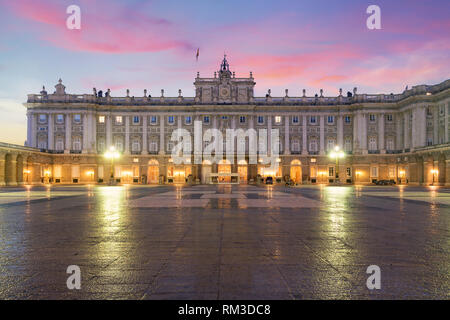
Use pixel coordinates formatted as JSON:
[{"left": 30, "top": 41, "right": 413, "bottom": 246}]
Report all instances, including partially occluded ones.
[
  {"left": 104, "top": 146, "right": 120, "bottom": 185},
  {"left": 329, "top": 146, "right": 345, "bottom": 183}
]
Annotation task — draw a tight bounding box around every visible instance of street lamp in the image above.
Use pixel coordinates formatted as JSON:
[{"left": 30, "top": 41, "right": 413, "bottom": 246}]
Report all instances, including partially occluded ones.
[
  {"left": 104, "top": 146, "right": 120, "bottom": 184},
  {"left": 329, "top": 146, "right": 345, "bottom": 182}
]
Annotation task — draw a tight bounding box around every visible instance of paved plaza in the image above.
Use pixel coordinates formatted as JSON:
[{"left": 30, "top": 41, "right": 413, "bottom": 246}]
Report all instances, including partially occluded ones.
[{"left": 0, "top": 184, "right": 449, "bottom": 299}]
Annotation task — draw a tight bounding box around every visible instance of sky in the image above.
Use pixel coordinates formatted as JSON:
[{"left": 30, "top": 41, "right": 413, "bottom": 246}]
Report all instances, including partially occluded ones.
[{"left": 0, "top": 0, "right": 449, "bottom": 145}]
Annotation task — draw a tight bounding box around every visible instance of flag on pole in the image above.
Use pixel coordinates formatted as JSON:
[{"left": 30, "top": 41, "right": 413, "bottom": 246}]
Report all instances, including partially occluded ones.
[{"left": 196, "top": 48, "right": 199, "bottom": 62}]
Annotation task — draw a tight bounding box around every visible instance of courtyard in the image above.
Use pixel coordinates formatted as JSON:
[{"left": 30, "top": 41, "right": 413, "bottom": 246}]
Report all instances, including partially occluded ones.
[{"left": 0, "top": 184, "right": 448, "bottom": 299}]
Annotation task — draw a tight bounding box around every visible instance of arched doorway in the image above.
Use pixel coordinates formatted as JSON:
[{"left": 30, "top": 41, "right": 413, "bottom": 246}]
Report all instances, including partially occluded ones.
[
  {"left": 147, "top": 159, "right": 159, "bottom": 184},
  {"left": 290, "top": 159, "right": 302, "bottom": 184},
  {"left": 218, "top": 159, "right": 232, "bottom": 183},
  {"left": 25, "top": 156, "right": 33, "bottom": 184},
  {"left": 201, "top": 160, "right": 212, "bottom": 184},
  {"left": 238, "top": 159, "right": 248, "bottom": 183},
  {"left": 16, "top": 155, "right": 23, "bottom": 185}
]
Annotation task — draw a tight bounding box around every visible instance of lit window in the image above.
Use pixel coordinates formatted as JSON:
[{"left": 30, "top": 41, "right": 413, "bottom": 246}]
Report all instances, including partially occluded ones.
[
  {"left": 274, "top": 116, "right": 281, "bottom": 123},
  {"left": 98, "top": 116, "right": 105, "bottom": 123},
  {"left": 115, "top": 116, "right": 123, "bottom": 124}
]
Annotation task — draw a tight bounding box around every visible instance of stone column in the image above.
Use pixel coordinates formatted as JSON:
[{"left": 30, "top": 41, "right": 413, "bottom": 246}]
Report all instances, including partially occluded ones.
[
  {"left": 159, "top": 115, "right": 165, "bottom": 154},
  {"left": 26, "top": 112, "right": 33, "bottom": 147},
  {"left": 378, "top": 113, "right": 385, "bottom": 152},
  {"left": 445, "top": 102, "right": 449, "bottom": 143},
  {"left": 65, "top": 114, "right": 71, "bottom": 153},
  {"left": 337, "top": 115, "right": 344, "bottom": 148},
  {"left": 418, "top": 107, "right": 427, "bottom": 147},
  {"left": 302, "top": 116, "right": 307, "bottom": 154},
  {"left": 106, "top": 115, "right": 112, "bottom": 148},
  {"left": 88, "top": 112, "right": 96, "bottom": 153},
  {"left": 142, "top": 115, "right": 148, "bottom": 154},
  {"left": 82, "top": 114, "right": 88, "bottom": 153},
  {"left": 360, "top": 114, "right": 367, "bottom": 152},
  {"left": 396, "top": 115, "right": 402, "bottom": 151},
  {"left": 432, "top": 106, "right": 439, "bottom": 145},
  {"left": 284, "top": 116, "right": 290, "bottom": 155},
  {"left": 403, "top": 111, "right": 409, "bottom": 150},
  {"left": 319, "top": 115, "right": 324, "bottom": 155},
  {"left": 48, "top": 113, "right": 54, "bottom": 150},
  {"left": 353, "top": 113, "right": 359, "bottom": 153},
  {"left": 125, "top": 115, "right": 130, "bottom": 154}
]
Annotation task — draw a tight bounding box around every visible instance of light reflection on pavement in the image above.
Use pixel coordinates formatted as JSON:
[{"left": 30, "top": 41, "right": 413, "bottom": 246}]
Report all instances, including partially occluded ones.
[{"left": 0, "top": 184, "right": 448, "bottom": 299}]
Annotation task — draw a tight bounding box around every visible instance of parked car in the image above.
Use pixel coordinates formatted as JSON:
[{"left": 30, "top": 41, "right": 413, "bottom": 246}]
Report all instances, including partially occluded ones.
[{"left": 265, "top": 176, "right": 274, "bottom": 184}]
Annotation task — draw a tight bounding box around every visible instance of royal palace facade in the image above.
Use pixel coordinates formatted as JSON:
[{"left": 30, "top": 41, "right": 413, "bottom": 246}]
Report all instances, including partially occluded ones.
[{"left": 1, "top": 56, "right": 450, "bottom": 186}]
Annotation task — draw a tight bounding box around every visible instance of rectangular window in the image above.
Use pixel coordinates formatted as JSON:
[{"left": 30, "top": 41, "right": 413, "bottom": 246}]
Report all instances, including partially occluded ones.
[
  {"left": 133, "top": 116, "right": 140, "bottom": 124},
  {"left": 115, "top": 116, "right": 123, "bottom": 124},
  {"left": 327, "top": 116, "right": 334, "bottom": 124},
  {"left": 56, "top": 114, "right": 64, "bottom": 123},
  {"left": 274, "top": 116, "right": 281, "bottom": 124},
  {"left": 240, "top": 116, "right": 246, "bottom": 123},
  {"left": 292, "top": 116, "right": 299, "bottom": 124},
  {"left": 203, "top": 116, "right": 210, "bottom": 124},
  {"left": 39, "top": 114, "right": 47, "bottom": 123},
  {"left": 150, "top": 116, "right": 157, "bottom": 124},
  {"left": 185, "top": 116, "right": 192, "bottom": 124},
  {"left": 74, "top": 114, "right": 81, "bottom": 123},
  {"left": 369, "top": 114, "right": 376, "bottom": 122},
  {"left": 346, "top": 167, "right": 352, "bottom": 177},
  {"left": 98, "top": 116, "right": 105, "bottom": 123},
  {"left": 310, "top": 116, "right": 316, "bottom": 124},
  {"left": 328, "top": 167, "right": 334, "bottom": 177},
  {"left": 257, "top": 116, "right": 264, "bottom": 124},
  {"left": 387, "top": 114, "right": 393, "bottom": 122},
  {"left": 221, "top": 115, "right": 228, "bottom": 120},
  {"left": 168, "top": 116, "right": 174, "bottom": 124},
  {"left": 344, "top": 116, "right": 351, "bottom": 123}
]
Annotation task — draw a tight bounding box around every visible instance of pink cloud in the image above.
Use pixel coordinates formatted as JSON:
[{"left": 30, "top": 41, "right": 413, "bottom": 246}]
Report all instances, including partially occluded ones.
[{"left": 4, "top": 0, "right": 193, "bottom": 54}]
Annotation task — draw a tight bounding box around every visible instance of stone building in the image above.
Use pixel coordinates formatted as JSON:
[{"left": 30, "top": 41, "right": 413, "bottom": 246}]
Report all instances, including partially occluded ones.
[{"left": 1, "top": 56, "right": 449, "bottom": 186}]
